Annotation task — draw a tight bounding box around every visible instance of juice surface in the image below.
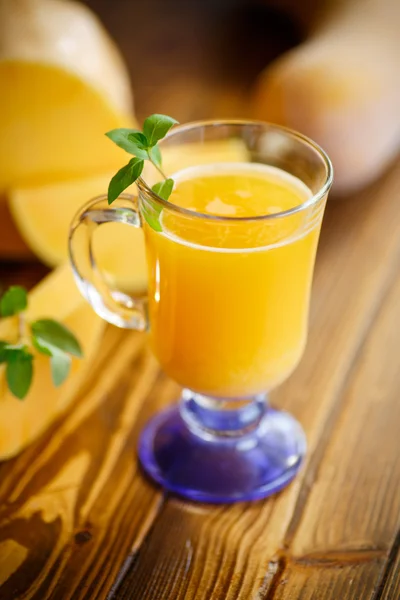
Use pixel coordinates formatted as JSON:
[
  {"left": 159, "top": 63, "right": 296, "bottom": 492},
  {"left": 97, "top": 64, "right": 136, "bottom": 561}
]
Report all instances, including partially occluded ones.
[
  {"left": 168, "top": 162, "right": 306, "bottom": 217},
  {"left": 143, "top": 163, "right": 323, "bottom": 398}
]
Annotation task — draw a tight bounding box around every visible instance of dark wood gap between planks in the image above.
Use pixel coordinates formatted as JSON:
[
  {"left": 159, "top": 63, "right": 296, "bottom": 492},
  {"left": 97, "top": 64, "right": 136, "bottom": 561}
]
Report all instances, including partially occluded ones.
[
  {"left": 374, "top": 529, "right": 400, "bottom": 600},
  {"left": 106, "top": 491, "right": 169, "bottom": 599}
]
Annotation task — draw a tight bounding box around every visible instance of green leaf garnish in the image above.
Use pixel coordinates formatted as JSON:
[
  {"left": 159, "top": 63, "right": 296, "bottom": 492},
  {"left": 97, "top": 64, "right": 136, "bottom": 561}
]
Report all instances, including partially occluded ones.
[
  {"left": 6, "top": 349, "right": 33, "bottom": 400},
  {"left": 143, "top": 203, "right": 163, "bottom": 233},
  {"left": 141, "top": 179, "right": 175, "bottom": 232},
  {"left": 1, "top": 286, "right": 27, "bottom": 317},
  {"left": 107, "top": 157, "right": 144, "bottom": 205},
  {"left": 0, "top": 341, "right": 9, "bottom": 363},
  {"left": 105, "top": 128, "right": 148, "bottom": 159},
  {"left": 149, "top": 145, "right": 162, "bottom": 169},
  {"left": 127, "top": 132, "right": 149, "bottom": 156},
  {"left": 106, "top": 113, "right": 178, "bottom": 206},
  {"left": 152, "top": 178, "right": 174, "bottom": 201},
  {"left": 143, "top": 114, "right": 178, "bottom": 147},
  {"left": 50, "top": 352, "right": 71, "bottom": 387},
  {"left": 31, "top": 319, "right": 82, "bottom": 358}
]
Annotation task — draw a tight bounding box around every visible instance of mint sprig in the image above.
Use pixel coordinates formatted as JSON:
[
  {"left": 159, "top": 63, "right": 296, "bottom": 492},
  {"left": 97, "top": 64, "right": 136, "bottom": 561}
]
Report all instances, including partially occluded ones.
[
  {"left": 106, "top": 113, "right": 178, "bottom": 206},
  {"left": 0, "top": 286, "right": 83, "bottom": 400}
]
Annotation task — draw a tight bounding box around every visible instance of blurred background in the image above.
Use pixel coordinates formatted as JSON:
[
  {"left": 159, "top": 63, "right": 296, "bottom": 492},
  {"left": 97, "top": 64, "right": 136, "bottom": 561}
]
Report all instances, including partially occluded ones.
[{"left": 81, "top": 0, "right": 302, "bottom": 122}]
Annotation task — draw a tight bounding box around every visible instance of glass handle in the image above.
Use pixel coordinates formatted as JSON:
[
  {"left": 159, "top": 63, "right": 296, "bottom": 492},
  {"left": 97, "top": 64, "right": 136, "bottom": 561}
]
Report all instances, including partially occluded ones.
[{"left": 68, "top": 194, "right": 148, "bottom": 330}]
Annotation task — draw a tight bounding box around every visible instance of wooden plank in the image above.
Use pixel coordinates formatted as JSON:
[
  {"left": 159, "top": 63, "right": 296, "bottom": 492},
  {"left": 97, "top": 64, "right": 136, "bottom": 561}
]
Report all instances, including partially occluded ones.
[
  {"left": 107, "top": 161, "right": 400, "bottom": 600},
  {"left": 272, "top": 560, "right": 386, "bottom": 600},
  {"left": 271, "top": 245, "right": 400, "bottom": 598},
  {"left": 109, "top": 498, "right": 291, "bottom": 600},
  {"left": 289, "top": 272, "right": 400, "bottom": 557}
]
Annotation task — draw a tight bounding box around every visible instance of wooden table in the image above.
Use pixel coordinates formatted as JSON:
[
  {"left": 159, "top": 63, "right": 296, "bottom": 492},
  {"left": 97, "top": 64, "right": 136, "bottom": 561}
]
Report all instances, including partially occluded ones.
[
  {"left": 1, "top": 159, "right": 400, "bottom": 599},
  {"left": 1, "top": 2, "right": 400, "bottom": 598}
]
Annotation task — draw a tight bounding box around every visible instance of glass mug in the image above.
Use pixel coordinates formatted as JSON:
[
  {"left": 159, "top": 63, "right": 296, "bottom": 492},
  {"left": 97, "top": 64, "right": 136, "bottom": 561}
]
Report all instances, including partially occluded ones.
[{"left": 69, "top": 121, "right": 333, "bottom": 503}]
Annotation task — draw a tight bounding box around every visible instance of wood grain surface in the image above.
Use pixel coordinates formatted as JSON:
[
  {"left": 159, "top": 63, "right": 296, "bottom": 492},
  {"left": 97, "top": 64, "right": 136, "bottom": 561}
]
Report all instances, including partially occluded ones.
[
  {"left": 0, "top": 161, "right": 399, "bottom": 599},
  {"left": 0, "top": 1, "right": 399, "bottom": 598}
]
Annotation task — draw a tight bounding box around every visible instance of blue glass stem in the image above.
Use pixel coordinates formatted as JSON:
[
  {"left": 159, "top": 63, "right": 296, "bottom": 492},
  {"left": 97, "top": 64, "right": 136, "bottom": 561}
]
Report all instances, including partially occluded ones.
[
  {"left": 180, "top": 390, "right": 267, "bottom": 439},
  {"left": 138, "top": 389, "right": 307, "bottom": 504}
]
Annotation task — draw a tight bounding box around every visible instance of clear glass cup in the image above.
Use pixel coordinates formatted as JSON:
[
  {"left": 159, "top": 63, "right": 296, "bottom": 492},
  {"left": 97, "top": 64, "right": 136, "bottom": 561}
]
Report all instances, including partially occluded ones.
[{"left": 69, "top": 120, "right": 333, "bottom": 503}]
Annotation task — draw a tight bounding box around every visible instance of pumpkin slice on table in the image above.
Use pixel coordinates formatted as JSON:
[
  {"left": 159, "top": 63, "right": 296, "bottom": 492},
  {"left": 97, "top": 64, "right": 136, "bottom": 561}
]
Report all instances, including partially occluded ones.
[
  {"left": 0, "top": 0, "right": 135, "bottom": 190},
  {"left": 0, "top": 263, "right": 105, "bottom": 460}
]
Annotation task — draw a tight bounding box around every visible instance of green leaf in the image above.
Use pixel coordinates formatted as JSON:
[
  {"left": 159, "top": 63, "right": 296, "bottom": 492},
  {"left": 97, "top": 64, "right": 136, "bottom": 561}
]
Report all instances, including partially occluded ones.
[
  {"left": 144, "top": 179, "right": 174, "bottom": 231},
  {"left": 31, "top": 334, "right": 52, "bottom": 356},
  {"left": 105, "top": 128, "right": 148, "bottom": 159},
  {"left": 0, "top": 340, "right": 8, "bottom": 363},
  {"left": 0, "top": 342, "right": 28, "bottom": 362},
  {"left": 127, "top": 132, "right": 149, "bottom": 155},
  {"left": 1, "top": 286, "right": 27, "bottom": 317},
  {"left": 31, "top": 319, "right": 83, "bottom": 358},
  {"left": 108, "top": 158, "right": 144, "bottom": 205},
  {"left": 143, "top": 203, "right": 163, "bottom": 233},
  {"left": 6, "top": 350, "right": 33, "bottom": 400},
  {"left": 143, "top": 114, "right": 178, "bottom": 147},
  {"left": 152, "top": 178, "right": 174, "bottom": 201},
  {"left": 50, "top": 352, "right": 71, "bottom": 387},
  {"left": 149, "top": 144, "right": 162, "bottom": 169}
]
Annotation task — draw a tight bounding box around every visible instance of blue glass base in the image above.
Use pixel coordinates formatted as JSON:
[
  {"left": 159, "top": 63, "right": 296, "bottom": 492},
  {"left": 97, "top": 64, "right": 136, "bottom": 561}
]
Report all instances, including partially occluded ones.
[{"left": 138, "top": 396, "right": 306, "bottom": 504}]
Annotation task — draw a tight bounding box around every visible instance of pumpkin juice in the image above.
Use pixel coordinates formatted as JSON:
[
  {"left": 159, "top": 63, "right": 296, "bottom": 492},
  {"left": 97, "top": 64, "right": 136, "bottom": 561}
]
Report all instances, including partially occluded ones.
[{"left": 143, "top": 163, "right": 322, "bottom": 398}]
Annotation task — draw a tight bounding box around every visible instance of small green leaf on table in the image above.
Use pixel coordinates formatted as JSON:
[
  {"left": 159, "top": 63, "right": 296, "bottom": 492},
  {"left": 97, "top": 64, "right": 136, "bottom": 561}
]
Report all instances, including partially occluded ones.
[
  {"left": 50, "top": 352, "right": 72, "bottom": 387},
  {"left": 1, "top": 286, "right": 28, "bottom": 317},
  {"left": 31, "top": 319, "right": 82, "bottom": 358},
  {"left": 0, "top": 340, "right": 9, "bottom": 363},
  {"left": 6, "top": 348, "right": 33, "bottom": 400}
]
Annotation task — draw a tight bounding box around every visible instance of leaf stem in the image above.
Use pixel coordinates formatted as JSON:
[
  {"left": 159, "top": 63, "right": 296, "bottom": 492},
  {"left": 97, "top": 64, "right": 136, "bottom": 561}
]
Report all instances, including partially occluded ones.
[{"left": 149, "top": 155, "right": 167, "bottom": 180}]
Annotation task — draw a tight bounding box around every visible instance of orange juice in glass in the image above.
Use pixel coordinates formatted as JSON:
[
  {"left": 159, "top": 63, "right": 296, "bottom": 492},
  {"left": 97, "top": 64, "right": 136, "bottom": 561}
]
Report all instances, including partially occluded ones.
[
  {"left": 145, "top": 162, "right": 320, "bottom": 398},
  {"left": 69, "top": 121, "right": 333, "bottom": 503}
]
